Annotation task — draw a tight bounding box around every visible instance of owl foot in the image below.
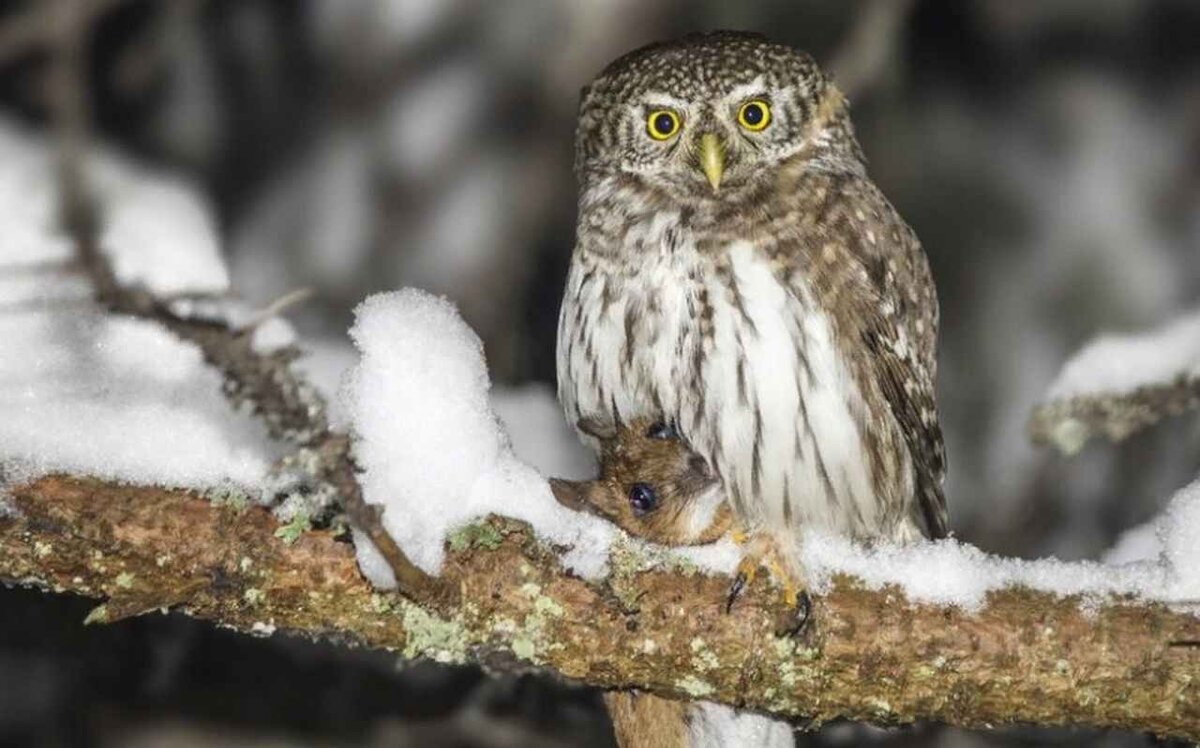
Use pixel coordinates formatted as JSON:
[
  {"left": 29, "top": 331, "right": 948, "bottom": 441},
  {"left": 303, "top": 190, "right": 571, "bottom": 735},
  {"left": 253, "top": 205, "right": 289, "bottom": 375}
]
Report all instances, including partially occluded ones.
[{"left": 725, "top": 534, "right": 812, "bottom": 638}]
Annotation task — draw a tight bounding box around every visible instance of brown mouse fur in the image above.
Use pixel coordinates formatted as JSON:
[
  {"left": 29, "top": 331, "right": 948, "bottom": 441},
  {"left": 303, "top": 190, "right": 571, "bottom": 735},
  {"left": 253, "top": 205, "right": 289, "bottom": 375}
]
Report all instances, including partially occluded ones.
[{"left": 550, "top": 416, "right": 734, "bottom": 546}]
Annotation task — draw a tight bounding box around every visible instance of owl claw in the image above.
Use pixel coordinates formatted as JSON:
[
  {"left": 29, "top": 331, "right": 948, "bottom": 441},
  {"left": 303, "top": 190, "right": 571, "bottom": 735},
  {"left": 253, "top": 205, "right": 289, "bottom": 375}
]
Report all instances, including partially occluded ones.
[
  {"left": 725, "top": 572, "right": 748, "bottom": 613},
  {"left": 775, "top": 588, "right": 813, "bottom": 638}
]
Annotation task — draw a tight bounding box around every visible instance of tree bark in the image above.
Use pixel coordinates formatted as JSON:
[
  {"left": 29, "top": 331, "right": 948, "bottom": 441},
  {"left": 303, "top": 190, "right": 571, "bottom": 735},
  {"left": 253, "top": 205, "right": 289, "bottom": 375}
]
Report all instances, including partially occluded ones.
[{"left": 4, "top": 475, "right": 1197, "bottom": 741}]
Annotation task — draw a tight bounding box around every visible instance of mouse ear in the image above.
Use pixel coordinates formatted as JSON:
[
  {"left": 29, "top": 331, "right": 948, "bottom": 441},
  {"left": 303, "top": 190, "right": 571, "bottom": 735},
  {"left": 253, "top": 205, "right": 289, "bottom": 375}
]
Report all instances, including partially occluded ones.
[{"left": 577, "top": 415, "right": 618, "bottom": 440}]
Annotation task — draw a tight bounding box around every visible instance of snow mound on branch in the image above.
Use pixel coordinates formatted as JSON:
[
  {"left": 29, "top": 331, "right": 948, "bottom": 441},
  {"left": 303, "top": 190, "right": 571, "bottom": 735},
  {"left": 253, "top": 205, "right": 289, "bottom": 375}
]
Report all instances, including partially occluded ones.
[
  {"left": 0, "top": 116, "right": 276, "bottom": 489},
  {"left": 342, "top": 290, "right": 620, "bottom": 578},
  {"left": 801, "top": 478, "right": 1200, "bottom": 610},
  {"left": 1044, "top": 308, "right": 1200, "bottom": 401}
]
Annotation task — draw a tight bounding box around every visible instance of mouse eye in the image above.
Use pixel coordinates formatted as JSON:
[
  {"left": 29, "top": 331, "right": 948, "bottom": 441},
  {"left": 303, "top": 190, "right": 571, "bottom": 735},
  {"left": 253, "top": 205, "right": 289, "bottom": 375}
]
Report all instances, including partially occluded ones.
[
  {"left": 645, "top": 421, "right": 677, "bottom": 440},
  {"left": 628, "top": 483, "right": 658, "bottom": 515}
]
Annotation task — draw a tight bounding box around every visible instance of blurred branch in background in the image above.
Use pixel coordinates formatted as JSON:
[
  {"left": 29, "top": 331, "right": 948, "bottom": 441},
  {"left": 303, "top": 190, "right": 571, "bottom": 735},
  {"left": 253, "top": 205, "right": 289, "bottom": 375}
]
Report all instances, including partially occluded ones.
[
  {"left": 829, "top": 0, "right": 915, "bottom": 100},
  {"left": 1031, "top": 374, "right": 1200, "bottom": 455},
  {"left": 1029, "top": 308, "right": 1200, "bottom": 455}
]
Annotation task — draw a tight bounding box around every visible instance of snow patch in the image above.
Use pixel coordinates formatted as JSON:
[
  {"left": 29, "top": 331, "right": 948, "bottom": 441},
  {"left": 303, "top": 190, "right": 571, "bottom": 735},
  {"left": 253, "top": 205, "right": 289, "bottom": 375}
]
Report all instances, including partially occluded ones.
[
  {"left": 801, "top": 478, "right": 1200, "bottom": 610},
  {"left": 0, "top": 115, "right": 228, "bottom": 296},
  {"left": 0, "top": 116, "right": 276, "bottom": 490},
  {"left": 0, "top": 299, "right": 277, "bottom": 489},
  {"left": 94, "top": 163, "right": 229, "bottom": 295},
  {"left": 342, "top": 290, "right": 619, "bottom": 578},
  {"left": 1044, "top": 308, "right": 1200, "bottom": 401},
  {"left": 687, "top": 703, "right": 793, "bottom": 748}
]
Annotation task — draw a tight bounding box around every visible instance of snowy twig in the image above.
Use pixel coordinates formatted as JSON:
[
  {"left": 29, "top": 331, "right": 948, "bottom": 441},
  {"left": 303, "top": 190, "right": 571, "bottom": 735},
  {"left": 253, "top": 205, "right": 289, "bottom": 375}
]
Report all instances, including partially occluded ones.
[
  {"left": 44, "top": 4, "right": 455, "bottom": 613},
  {"left": 69, "top": 245, "right": 458, "bottom": 612},
  {"left": 1029, "top": 374, "right": 1200, "bottom": 454},
  {"left": 1030, "top": 310, "right": 1200, "bottom": 454},
  {"left": 2, "top": 475, "right": 1198, "bottom": 741}
]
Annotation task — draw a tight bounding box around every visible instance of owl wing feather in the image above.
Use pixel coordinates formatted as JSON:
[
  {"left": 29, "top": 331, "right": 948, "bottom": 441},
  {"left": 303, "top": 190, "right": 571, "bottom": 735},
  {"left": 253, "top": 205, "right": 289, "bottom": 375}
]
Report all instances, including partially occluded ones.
[
  {"left": 854, "top": 189, "right": 948, "bottom": 540},
  {"left": 784, "top": 173, "right": 948, "bottom": 540},
  {"left": 863, "top": 312, "right": 948, "bottom": 539}
]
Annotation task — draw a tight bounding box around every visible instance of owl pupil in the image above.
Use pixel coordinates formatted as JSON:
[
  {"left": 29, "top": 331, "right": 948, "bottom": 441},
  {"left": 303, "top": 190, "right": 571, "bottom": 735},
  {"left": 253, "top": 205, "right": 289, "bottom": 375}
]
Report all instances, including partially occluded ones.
[
  {"left": 743, "top": 104, "right": 763, "bottom": 125},
  {"left": 653, "top": 113, "right": 674, "bottom": 135}
]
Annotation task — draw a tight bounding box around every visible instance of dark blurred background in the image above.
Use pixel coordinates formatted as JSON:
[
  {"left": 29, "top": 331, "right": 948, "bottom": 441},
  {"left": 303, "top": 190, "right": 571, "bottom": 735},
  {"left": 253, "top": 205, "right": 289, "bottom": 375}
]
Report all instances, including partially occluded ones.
[{"left": 1, "top": 0, "right": 1198, "bottom": 745}]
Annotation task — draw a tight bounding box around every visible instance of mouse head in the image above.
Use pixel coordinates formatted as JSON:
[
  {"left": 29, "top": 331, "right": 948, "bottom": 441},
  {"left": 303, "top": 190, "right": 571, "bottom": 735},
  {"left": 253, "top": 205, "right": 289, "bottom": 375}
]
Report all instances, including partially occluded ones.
[{"left": 550, "top": 416, "right": 732, "bottom": 545}]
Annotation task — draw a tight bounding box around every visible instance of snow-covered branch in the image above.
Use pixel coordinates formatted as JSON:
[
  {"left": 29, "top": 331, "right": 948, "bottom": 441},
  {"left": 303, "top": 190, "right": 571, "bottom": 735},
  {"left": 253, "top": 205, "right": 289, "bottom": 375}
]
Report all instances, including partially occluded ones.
[
  {"left": 1030, "top": 310, "right": 1200, "bottom": 454},
  {"left": 3, "top": 475, "right": 1198, "bottom": 741}
]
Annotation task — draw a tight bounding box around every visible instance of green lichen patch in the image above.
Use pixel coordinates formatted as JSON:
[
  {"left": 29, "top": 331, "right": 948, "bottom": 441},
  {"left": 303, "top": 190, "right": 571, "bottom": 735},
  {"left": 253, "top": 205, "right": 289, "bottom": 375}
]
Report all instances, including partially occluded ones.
[
  {"left": 504, "top": 582, "right": 567, "bottom": 664},
  {"left": 115, "top": 571, "right": 135, "bottom": 589},
  {"left": 368, "top": 593, "right": 393, "bottom": 615},
  {"left": 273, "top": 511, "right": 312, "bottom": 545},
  {"left": 448, "top": 521, "right": 505, "bottom": 553},
  {"left": 676, "top": 675, "right": 715, "bottom": 698},
  {"left": 690, "top": 637, "right": 720, "bottom": 672},
  {"left": 400, "top": 601, "right": 468, "bottom": 664},
  {"left": 204, "top": 484, "right": 249, "bottom": 511}
]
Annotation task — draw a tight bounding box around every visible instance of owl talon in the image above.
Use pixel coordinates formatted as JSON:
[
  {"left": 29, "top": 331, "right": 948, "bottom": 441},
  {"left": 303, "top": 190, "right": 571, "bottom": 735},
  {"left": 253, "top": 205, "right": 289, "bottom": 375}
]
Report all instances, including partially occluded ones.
[
  {"left": 775, "top": 588, "right": 813, "bottom": 638},
  {"left": 725, "top": 572, "right": 748, "bottom": 614},
  {"left": 726, "top": 550, "right": 762, "bottom": 613}
]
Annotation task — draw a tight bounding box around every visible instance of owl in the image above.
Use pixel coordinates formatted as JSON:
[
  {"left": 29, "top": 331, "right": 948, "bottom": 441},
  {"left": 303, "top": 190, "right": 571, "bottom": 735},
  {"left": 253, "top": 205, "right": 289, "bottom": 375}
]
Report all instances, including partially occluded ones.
[{"left": 557, "top": 32, "right": 947, "bottom": 593}]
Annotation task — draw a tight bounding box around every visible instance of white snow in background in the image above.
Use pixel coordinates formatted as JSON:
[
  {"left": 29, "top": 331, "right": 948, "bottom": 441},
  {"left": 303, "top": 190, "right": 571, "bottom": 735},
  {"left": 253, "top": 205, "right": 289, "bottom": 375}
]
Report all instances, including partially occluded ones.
[
  {"left": 0, "top": 115, "right": 228, "bottom": 297},
  {"left": 301, "top": 130, "right": 373, "bottom": 291},
  {"left": 311, "top": 0, "right": 459, "bottom": 57},
  {"left": 0, "top": 116, "right": 276, "bottom": 489},
  {"left": 385, "top": 60, "right": 486, "bottom": 179},
  {"left": 1044, "top": 307, "right": 1200, "bottom": 401},
  {"left": 96, "top": 169, "right": 229, "bottom": 295},
  {"left": 490, "top": 384, "right": 593, "bottom": 480},
  {"left": 801, "top": 477, "right": 1200, "bottom": 610},
  {"left": 342, "top": 289, "right": 619, "bottom": 578},
  {"left": 401, "top": 154, "right": 510, "bottom": 293},
  {"left": 1102, "top": 520, "right": 1160, "bottom": 565},
  {"left": 0, "top": 124, "right": 79, "bottom": 267},
  {"left": 687, "top": 703, "right": 793, "bottom": 748}
]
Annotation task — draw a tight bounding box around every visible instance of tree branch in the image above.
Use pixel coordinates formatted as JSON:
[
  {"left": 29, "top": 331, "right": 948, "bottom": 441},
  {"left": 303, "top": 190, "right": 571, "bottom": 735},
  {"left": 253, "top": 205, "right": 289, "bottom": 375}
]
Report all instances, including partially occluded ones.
[
  {"left": 1028, "top": 374, "right": 1200, "bottom": 455},
  {"left": 3, "top": 475, "right": 1197, "bottom": 740}
]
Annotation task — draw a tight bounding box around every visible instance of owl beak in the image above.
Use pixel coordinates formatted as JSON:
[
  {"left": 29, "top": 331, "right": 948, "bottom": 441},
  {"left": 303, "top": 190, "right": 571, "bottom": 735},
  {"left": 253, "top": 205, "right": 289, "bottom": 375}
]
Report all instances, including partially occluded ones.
[{"left": 698, "top": 132, "right": 725, "bottom": 192}]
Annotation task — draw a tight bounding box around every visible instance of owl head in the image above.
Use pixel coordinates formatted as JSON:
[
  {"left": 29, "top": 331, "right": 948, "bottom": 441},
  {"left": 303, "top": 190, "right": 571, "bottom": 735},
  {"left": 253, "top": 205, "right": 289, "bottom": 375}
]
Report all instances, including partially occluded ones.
[{"left": 575, "top": 32, "right": 864, "bottom": 199}]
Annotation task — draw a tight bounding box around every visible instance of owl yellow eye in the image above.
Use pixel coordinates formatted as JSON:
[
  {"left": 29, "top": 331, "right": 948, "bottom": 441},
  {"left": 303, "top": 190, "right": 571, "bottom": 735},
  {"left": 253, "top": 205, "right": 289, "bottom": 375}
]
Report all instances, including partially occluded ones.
[
  {"left": 646, "top": 110, "right": 681, "bottom": 140},
  {"left": 737, "top": 100, "right": 771, "bottom": 131}
]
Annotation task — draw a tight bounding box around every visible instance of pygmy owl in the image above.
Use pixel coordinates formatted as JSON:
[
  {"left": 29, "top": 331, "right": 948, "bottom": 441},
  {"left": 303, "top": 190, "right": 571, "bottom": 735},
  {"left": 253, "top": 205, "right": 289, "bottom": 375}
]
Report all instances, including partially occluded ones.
[{"left": 557, "top": 32, "right": 948, "bottom": 569}]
